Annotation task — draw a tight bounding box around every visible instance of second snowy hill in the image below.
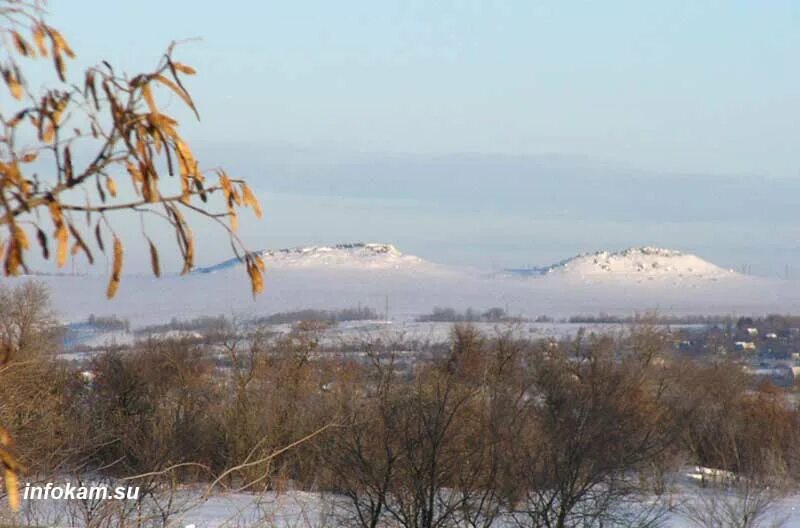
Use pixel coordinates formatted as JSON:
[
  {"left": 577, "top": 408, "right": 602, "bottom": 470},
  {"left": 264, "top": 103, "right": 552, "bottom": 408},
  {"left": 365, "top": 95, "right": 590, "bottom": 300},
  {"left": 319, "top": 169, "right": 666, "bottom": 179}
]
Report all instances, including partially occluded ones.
[{"left": 509, "top": 247, "right": 737, "bottom": 281}]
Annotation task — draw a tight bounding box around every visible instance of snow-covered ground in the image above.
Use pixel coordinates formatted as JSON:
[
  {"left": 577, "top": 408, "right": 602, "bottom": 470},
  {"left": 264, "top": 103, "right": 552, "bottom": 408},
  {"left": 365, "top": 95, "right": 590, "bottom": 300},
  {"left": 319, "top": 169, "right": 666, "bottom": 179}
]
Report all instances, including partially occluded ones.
[
  {"left": 4, "top": 243, "right": 799, "bottom": 328},
  {"left": 5, "top": 481, "right": 800, "bottom": 527}
]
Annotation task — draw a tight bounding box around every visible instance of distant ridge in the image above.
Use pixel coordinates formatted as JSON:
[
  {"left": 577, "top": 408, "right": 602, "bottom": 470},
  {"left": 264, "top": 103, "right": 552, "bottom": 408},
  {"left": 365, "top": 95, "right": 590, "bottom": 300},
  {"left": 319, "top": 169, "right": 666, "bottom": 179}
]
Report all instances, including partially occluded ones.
[
  {"left": 505, "top": 247, "right": 736, "bottom": 279},
  {"left": 13, "top": 243, "right": 791, "bottom": 328}
]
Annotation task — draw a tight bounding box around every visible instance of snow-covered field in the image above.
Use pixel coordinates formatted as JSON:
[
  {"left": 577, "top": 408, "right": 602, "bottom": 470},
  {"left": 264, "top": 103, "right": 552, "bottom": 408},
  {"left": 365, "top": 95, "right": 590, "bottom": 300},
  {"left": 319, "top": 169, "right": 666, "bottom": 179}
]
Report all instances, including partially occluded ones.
[
  {"left": 7, "top": 243, "right": 800, "bottom": 329},
  {"left": 154, "top": 488, "right": 800, "bottom": 528},
  {"left": 5, "top": 481, "right": 800, "bottom": 528}
]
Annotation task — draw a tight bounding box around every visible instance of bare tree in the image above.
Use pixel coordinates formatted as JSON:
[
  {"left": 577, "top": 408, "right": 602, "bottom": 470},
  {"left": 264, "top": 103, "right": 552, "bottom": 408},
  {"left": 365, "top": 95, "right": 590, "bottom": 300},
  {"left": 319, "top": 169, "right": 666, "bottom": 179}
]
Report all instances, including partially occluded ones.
[
  {"left": 679, "top": 376, "right": 796, "bottom": 528},
  {"left": 0, "top": 281, "right": 68, "bottom": 511},
  {"left": 509, "top": 330, "right": 679, "bottom": 528},
  {"left": 322, "top": 355, "right": 402, "bottom": 528}
]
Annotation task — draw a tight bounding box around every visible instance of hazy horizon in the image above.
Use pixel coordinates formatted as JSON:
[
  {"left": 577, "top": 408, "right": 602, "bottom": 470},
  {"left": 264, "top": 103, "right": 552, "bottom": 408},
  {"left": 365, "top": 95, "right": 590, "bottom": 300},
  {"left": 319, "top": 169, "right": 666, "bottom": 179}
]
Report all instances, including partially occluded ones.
[{"left": 33, "top": 141, "right": 798, "bottom": 280}]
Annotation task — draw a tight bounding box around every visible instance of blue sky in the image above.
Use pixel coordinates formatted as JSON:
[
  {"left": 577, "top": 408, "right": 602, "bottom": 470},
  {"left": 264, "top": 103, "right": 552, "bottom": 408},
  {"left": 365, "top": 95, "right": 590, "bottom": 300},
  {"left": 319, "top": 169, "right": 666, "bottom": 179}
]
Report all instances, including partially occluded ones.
[
  {"left": 42, "top": 2, "right": 800, "bottom": 275},
  {"left": 52, "top": 1, "right": 800, "bottom": 176}
]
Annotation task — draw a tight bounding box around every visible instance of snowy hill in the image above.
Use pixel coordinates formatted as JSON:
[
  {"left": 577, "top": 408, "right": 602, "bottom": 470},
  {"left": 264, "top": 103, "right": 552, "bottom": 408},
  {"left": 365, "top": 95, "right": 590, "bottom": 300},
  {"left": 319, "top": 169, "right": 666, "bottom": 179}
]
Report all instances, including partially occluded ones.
[
  {"left": 507, "top": 247, "right": 736, "bottom": 280},
  {"left": 194, "top": 243, "right": 426, "bottom": 273}
]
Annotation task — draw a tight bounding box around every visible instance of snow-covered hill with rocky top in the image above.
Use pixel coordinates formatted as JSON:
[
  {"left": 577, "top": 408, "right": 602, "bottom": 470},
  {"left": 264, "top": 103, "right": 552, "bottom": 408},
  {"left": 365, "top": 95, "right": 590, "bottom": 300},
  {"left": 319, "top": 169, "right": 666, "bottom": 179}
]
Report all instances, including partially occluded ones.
[
  {"left": 194, "top": 243, "right": 427, "bottom": 273},
  {"left": 509, "top": 247, "right": 736, "bottom": 280}
]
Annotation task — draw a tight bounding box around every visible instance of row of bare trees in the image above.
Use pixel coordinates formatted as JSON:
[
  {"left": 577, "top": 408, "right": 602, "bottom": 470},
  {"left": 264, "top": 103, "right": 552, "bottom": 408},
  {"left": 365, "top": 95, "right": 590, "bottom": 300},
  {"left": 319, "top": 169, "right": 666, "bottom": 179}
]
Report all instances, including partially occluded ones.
[{"left": 1, "top": 282, "right": 800, "bottom": 527}]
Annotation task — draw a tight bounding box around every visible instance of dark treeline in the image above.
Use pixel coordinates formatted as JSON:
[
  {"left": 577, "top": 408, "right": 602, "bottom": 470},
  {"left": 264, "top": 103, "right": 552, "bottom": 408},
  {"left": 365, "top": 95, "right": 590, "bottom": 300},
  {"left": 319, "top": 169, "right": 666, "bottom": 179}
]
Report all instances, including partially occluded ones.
[
  {"left": 567, "top": 313, "right": 734, "bottom": 325},
  {"left": 131, "top": 307, "right": 383, "bottom": 338},
  {"left": 416, "top": 306, "right": 521, "bottom": 323},
  {"left": 85, "top": 314, "right": 131, "bottom": 332},
  {"left": 568, "top": 313, "right": 800, "bottom": 326},
  {"left": 255, "top": 306, "right": 382, "bottom": 325},
  {"left": 2, "top": 283, "right": 800, "bottom": 527},
  {"left": 135, "top": 314, "right": 231, "bottom": 336},
  {"left": 418, "top": 308, "right": 735, "bottom": 325}
]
